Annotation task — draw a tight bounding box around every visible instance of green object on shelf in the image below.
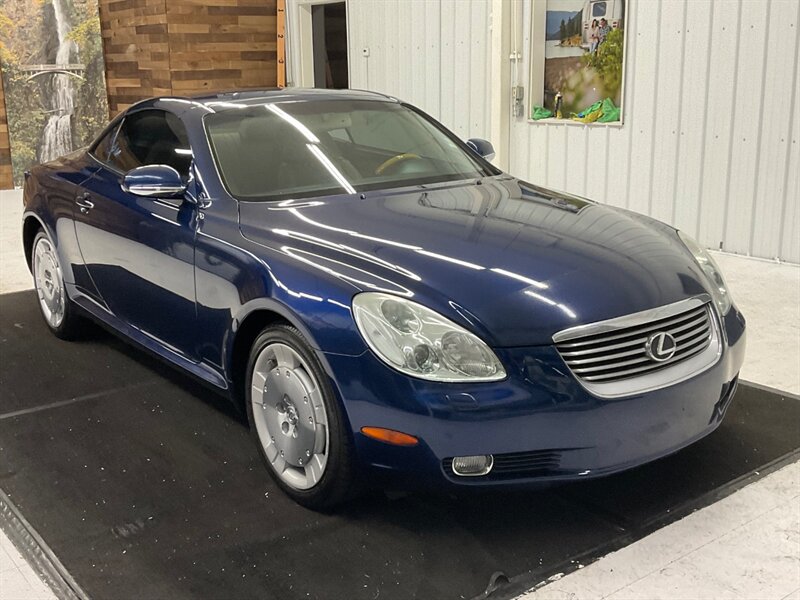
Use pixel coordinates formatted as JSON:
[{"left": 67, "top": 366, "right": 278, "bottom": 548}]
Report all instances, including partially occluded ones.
[
  {"left": 570, "top": 98, "right": 621, "bottom": 123},
  {"left": 571, "top": 100, "right": 603, "bottom": 122},
  {"left": 531, "top": 106, "right": 553, "bottom": 120},
  {"left": 597, "top": 98, "right": 620, "bottom": 123}
]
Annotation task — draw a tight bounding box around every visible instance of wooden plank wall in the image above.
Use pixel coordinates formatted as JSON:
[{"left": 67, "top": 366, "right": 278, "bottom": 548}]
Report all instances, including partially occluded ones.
[
  {"left": 0, "top": 75, "right": 12, "bottom": 189},
  {"left": 99, "top": 0, "right": 278, "bottom": 116},
  {"left": 98, "top": 0, "right": 172, "bottom": 116},
  {"left": 166, "top": 0, "right": 278, "bottom": 95}
]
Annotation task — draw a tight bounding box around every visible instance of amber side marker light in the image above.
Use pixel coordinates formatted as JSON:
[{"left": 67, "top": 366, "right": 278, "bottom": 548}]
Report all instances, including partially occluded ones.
[{"left": 360, "top": 427, "right": 419, "bottom": 447}]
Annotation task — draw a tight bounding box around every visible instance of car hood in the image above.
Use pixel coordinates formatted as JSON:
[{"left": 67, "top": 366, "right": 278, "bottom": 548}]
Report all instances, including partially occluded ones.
[{"left": 238, "top": 176, "right": 710, "bottom": 347}]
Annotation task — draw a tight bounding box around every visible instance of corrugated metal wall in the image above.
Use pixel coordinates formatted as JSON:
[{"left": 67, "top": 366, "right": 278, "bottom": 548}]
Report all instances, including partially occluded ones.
[
  {"left": 347, "top": 0, "right": 492, "bottom": 140},
  {"left": 347, "top": 0, "right": 799, "bottom": 263}
]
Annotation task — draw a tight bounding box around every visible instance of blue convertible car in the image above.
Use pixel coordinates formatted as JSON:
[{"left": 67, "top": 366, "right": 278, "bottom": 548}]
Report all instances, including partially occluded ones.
[{"left": 23, "top": 89, "right": 746, "bottom": 508}]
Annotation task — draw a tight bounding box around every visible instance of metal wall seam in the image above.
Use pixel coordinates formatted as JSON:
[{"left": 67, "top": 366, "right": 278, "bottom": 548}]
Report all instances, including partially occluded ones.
[{"left": 345, "top": 0, "right": 799, "bottom": 263}]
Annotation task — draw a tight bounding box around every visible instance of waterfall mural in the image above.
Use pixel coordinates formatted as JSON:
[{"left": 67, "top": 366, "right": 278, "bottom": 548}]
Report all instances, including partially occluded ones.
[
  {"left": 40, "top": 0, "right": 78, "bottom": 163},
  {"left": 0, "top": 0, "right": 108, "bottom": 187}
]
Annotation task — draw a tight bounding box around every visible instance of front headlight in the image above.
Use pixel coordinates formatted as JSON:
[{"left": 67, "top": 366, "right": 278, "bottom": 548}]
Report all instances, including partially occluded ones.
[
  {"left": 678, "top": 231, "right": 732, "bottom": 315},
  {"left": 352, "top": 292, "right": 506, "bottom": 382}
]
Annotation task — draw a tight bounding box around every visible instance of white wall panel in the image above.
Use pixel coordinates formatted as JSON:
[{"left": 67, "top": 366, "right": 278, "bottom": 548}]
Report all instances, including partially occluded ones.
[
  {"left": 584, "top": 127, "right": 607, "bottom": 201},
  {"left": 566, "top": 124, "right": 587, "bottom": 194},
  {"left": 673, "top": 0, "right": 714, "bottom": 238},
  {"left": 626, "top": 0, "right": 660, "bottom": 216},
  {"left": 724, "top": 0, "right": 770, "bottom": 255},
  {"left": 547, "top": 126, "right": 568, "bottom": 190},
  {"left": 470, "top": 0, "right": 489, "bottom": 133},
  {"left": 780, "top": 74, "right": 800, "bottom": 261},
  {"left": 347, "top": 0, "right": 492, "bottom": 139},
  {"left": 508, "top": 0, "right": 799, "bottom": 263},
  {"left": 753, "top": 0, "right": 799, "bottom": 259},
  {"left": 696, "top": 0, "right": 739, "bottom": 251},
  {"left": 423, "top": 0, "right": 442, "bottom": 116},
  {"left": 439, "top": 0, "right": 458, "bottom": 132},
  {"left": 347, "top": 0, "right": 799, "bottom": 263},
  {"left": 650, "top": 0, "right": 686, "bottom": 225},
  {"left": 605, "top": 0, "right": 638, "bottom": 211}
]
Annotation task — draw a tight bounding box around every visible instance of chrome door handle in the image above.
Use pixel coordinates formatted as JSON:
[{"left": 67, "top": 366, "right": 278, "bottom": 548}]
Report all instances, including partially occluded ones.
[{"left": 75, "top": 194, "right": 94, "bottom": 214}]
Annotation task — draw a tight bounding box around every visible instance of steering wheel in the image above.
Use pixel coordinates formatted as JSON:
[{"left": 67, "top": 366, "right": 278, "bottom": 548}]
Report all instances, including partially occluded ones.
[{"left": 375, "top": 153, "right": 421, "bottom": 176}]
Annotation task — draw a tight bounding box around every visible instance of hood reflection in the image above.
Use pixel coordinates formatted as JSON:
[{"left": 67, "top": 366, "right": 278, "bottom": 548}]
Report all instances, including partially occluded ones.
[{"left": 238, "top": 176, "right": 698, "bottom": 346}]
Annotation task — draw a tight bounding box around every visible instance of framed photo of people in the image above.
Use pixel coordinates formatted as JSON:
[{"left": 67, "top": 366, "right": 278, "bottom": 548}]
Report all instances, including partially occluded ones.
[{"left": 530, "top": 0, "right": 627, "bottom": 124}]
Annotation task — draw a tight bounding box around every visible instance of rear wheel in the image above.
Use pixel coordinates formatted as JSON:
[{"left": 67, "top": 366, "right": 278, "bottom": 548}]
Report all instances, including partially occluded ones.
[
  {"left": 245, "top": 324, "right": 357, "bottom": 510},
  {"left": 32, "top": 230, "right": 80, "bottom": 340}
]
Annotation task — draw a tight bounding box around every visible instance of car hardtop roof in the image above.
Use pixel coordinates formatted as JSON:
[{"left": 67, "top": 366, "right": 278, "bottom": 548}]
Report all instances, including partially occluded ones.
[
  {"left": 118, "top": 89, "right": 399, "bottom": 118},
  {"left": 190, "top": 87, "right": 397, "bottom": 108}
]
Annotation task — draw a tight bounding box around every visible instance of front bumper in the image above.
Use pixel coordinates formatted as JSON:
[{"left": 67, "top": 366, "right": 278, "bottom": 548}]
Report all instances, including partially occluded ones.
[{"left": 324, "top": 306, "right": 747, "bottom": 488}]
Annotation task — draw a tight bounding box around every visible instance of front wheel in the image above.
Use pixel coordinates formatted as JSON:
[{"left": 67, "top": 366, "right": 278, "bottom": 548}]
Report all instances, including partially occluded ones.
[
  {"left": 245, "top": 324, "right": 358, "bottom": 510},
  {"left": 32, "top": 230, "right": 81, "bottom": 340}
]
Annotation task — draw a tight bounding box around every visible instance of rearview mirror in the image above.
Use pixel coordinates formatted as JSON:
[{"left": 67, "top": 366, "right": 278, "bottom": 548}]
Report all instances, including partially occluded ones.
[
  {"left": 122, "top": 165, "right": 187, "bottom": 198},
  {"left": 466, "top": 138, "right": 496, "bottom": 162}
]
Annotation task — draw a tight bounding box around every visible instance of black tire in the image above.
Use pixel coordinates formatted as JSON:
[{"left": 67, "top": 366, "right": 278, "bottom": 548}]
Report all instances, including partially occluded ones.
[
  {"left": 245, "top": 324, "right": 358, "bottom": 510},
  {"left": 31, "top": 230, "right": 82, "bottom": 340}
]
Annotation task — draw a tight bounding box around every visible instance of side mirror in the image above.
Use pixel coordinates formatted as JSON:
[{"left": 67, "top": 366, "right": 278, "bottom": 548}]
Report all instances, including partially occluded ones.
[
  {"left": 466, "top": 138, "right": 496, "bottom": 162},
  {"left": 122, "top": 165, "right": 187, "bottom": 198}
]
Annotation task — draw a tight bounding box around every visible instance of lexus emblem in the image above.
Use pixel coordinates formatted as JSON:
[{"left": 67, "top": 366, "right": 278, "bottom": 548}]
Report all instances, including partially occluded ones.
[{"left": 645, "top": 332, "right": 677, "bottom": 362}]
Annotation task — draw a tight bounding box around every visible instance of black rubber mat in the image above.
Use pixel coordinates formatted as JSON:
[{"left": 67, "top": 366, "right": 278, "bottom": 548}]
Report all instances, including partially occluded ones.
[{"left": 1, "top": 290, "right": 798, "bottom": 600}]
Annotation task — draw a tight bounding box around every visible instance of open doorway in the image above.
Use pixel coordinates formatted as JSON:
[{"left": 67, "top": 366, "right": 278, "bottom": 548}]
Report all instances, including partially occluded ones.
[{"left": 311, "top": 2, "right": 348, "bottom": 89}]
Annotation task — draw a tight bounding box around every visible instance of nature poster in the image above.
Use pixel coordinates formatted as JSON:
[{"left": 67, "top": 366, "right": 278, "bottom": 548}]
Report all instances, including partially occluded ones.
[
  {"left": 544, "top": 0, "right": 625, "bottom": 118},
  {"left": 0, "top": 0, "right": 108, "bottom": 186}
]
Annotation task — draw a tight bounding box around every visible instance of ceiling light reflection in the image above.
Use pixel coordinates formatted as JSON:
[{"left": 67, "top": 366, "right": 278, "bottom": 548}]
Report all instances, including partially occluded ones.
[
  {"left": 415, "top": 249, "right": 485, "bottom": 270},
  {"left": 272, "top": 228, "right": 421, "bottom": 281},
  {"left": 305, "top": 144, "right": 356, "bottom": 194},
  {"left": 281, "top": 245, "right": 413, "bottom": 297},
  {"left": 557, "top": 303, "right": 577, "bottom": 319},
  {"left": 492, "top": 267, "right": 548, "bottom": 289},
  {"left": 265, "top": 104, "right": 320, "bottom": 143},
  {"left": 525, "top": 291, "right": 576, "bottom": 319},
  {"left": 205, "top": 101, "right": 248, "bottom": 110},
  {"left": 327, "top": 298, "right": 351, "bottom": 311},
  {"left": 288, "top": 208, "right": 423, "bottom": 250},
  {"left": 161, "top": 98, "right": 212, "bottom": 111}
]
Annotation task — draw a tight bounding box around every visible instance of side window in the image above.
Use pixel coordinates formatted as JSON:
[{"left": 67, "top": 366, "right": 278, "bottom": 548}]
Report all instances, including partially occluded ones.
[
  {"left": 592, "top": 2, "right": 607, "bottom": 17},
  {"left": 108, "top": 110, "right": 192, "bottom": 178},
  {"left": 91, "top": 121, "right": 122, "bottom": 162}
]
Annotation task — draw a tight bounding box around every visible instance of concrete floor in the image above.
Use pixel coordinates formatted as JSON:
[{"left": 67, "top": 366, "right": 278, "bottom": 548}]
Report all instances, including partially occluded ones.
[
  {"left": 0, "top": 535, "right": 54, "bottom": 600},
  {"left": 0, "top": 189, "right": 798, "bottom": 599},
  {"left": 0, "top": 195, "right": 55, "bottom": 600},
  {"left": 0, "top": 191, "right": 31, "bottom": 295},
  {"left": 518, "top": 461, "right": 800, "bottom": 600},
  {"left": 713, "top": 251, "right": 800, "bottom": 396}
]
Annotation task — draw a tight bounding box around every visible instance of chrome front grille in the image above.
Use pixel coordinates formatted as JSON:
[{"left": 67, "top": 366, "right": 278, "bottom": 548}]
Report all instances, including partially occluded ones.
[{"left": 553, "top": 295, "right": 721, "bottom": 398}]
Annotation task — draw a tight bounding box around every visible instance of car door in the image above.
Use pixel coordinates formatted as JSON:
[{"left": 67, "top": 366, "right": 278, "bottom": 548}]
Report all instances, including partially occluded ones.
[{"left": 73, "top": 108, "right": 200, "bottom": 359}]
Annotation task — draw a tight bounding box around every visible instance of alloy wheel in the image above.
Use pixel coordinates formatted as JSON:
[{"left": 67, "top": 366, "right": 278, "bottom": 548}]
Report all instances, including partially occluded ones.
[
  {"left": 33, "top": 236, "right": 65, "bottom": 329},
  {"left": 250, "top": 342, "right": 330, "bottom": 490}
]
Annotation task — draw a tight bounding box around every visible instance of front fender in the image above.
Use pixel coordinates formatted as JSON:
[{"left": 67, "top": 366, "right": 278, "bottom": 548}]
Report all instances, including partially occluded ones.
[{"left": 195, "top": 204, "right": 369, "bottom": 377}]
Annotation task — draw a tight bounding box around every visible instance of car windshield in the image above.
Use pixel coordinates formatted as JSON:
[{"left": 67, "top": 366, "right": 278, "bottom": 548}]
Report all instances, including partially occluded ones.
[{"left": 204, "top": 99, "right": 495, "bottom": 201}]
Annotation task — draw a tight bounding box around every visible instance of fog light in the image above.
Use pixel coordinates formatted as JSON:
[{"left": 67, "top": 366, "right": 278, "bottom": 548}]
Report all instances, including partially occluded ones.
[{"left": 451, "top": 454, "right": 493, "bottom": 476}]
